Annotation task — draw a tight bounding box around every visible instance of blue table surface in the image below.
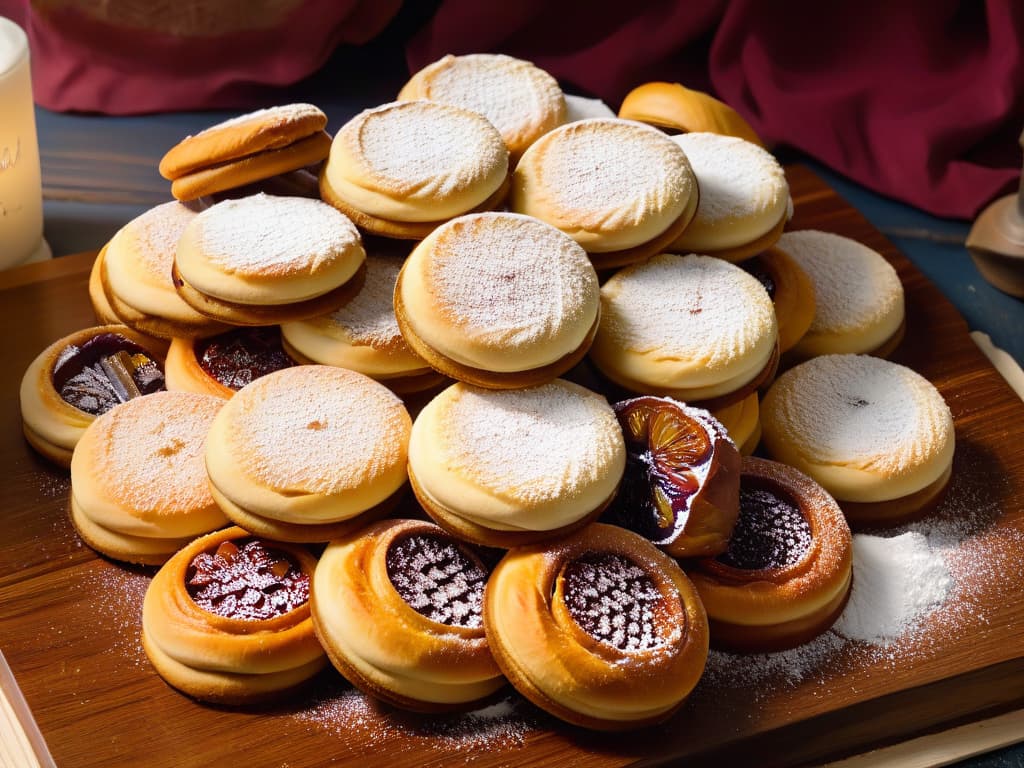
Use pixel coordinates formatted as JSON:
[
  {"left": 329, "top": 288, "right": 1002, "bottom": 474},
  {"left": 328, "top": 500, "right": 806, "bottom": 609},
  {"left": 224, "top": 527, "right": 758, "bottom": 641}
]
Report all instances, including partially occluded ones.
[{"left": 28, "top": 85, "right": 1024, "bottom": 767}]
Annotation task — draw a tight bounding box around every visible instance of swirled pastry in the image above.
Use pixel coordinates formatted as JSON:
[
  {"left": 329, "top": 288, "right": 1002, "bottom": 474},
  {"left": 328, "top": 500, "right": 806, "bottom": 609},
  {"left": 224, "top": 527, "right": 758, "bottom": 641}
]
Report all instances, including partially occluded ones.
[
  {"left": 312, "top": 518, "right": 504, "bottom": 711},
  {"left": 142, "top": 526, "right": 326, "bottom": 703},
  {"left": 484, "top": 523, "right": 709, "bottom": 730}
]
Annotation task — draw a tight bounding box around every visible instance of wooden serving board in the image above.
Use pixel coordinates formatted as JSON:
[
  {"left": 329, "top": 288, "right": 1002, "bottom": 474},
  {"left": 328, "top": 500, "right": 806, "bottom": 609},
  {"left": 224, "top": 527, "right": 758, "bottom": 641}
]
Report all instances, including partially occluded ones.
[{"left": 2, "top": 165, "right": 1023, "bottom": 767}]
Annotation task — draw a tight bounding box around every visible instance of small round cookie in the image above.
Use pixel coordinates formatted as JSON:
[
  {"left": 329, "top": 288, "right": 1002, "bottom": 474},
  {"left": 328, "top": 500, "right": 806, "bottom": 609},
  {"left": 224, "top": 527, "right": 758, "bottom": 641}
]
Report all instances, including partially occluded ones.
[
  {"left": 510, "top": 118, "right": 699, "bottom": 270},
  {"left": 760, "top": 354, "right": 955, "bottom": 527},
  {"left": 101, "top": 201, "right": 230, "bottom": 339},
  {"left": 165, "top": 326, "right": 297, "bottom": 399},
  {"left": 690, "top": 457, "right": 853, "bottom": 653},
  {"left": 773, "top": 230, "right": 905, "bottom": 360},
  {"left": 394, "top": 212, "right": 601, "bottom": 389},
  {"left": 399, "top": 53, "right": 566, "bottom": 160},
  {"left": 173, "top": 194, "right": 366, "bottom": 325},
  {"left": 618, "top": 82, "right": 764, "bottom": 146},
  {"left": 319, "top": 100, "right": 510, "bottom": 239},
  {"left": 88, "top": 249, "right": 122, "bottom": 325},
  {"left": 711, "top": 392, "right": 761, "bottom": 456},
  {"left": 591, "top": 253, "right": 779, "bottom": 410},
  {"left": 668, "top": 132, "right": 789, "bottom": 262},
  {"left": 738, "top": 247, "right": 816, "bottom": 355},
  {"left": 159, "top": 103, "right": 332, "bottom": 201},
  {"left": 312, "top": 518, "right": 504, "bottom": 712},
  {"left": 142, "top": 526, "right": 326, "bottom": 704},
  {"left": 21, "top": 326, "right": 167, "bottom": 467},
  {"left": 70, "top": 390, "right": 228, "bottom": 564},
  {"left": 205, "top": 365, "right": 412, "bottom": 542},
  {"left": 484, "top": 523, "right": 709, "bottom": 731},
  {"left": 280, "top": 251, "right": 444, "bottom": 394},
  {"left": 408, "top": 379, "right": 626, "bottom": 548}
]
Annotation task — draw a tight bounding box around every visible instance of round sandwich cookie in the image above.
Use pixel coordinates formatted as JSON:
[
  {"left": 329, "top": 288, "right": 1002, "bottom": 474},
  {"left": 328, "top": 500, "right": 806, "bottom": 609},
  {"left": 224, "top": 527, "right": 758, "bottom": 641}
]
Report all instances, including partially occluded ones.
[
  {"left": 205, "top": 365, "right": 412, "bottom": 542},
  {"left": 319, "top": 100, "right": 510, "bottom": 240},
  {"left": 172, "top": 194, "right": 366, "bottom": 326},
  {"left": 399, "top": 53, "right": 566, "bottom": 160},
  {"left": 100, "top": 200, "right": 230, "bottom": 340},
  {"left": 281, "top": 250, "right": 444, "bottom": 395},
  {"left": 511, "top": 118, "right": 699, "bottom": 270},
  {"left": 312, "top": 518, "right": 504, "bottom": 712},
  {"left": 88, "top": 249, "right": 123, "bottom": 326},
  {"left": 618, "top": 82, "right": 764, "bottom": 146},
  {"left": 591, "top": 253, "right": 779, "bottom": 411},
  {"left": 69, "top": 390, "right": 228, "bottom": 565},
  {"left": 21, "top": 325, "right": 167, "bottom": 468},
  {"left": 408, "top": 379, "right": 626, "bottom": 548},
  {"left": 738, "top": 246, "right": 817, "bottom": 355},
  {"left": 165, "top": 326, "right": 297, "bottom": 399},
  {"left": 773, "top": 230, "right": 905, "bottom": 360},
  {"left": 484, "top": 523, "right": 709, "bottom": 731},
  {"left": 761, "top": 354, "right": 955, "bottom": 527},
  {"left": 668, "top": 132, "right": 789, "bottom": 263},
  {"left": 142, "top": 526, "right": 326, "bottom": 704},
  {"left": 159, "top": 103, "right": 332, "bottom": 201},
  {"left": 394, "top": 212, "right": 601, "bottom": 389},
  {"left": 690, "top": 457, "right": 853, "bottom": 653}
]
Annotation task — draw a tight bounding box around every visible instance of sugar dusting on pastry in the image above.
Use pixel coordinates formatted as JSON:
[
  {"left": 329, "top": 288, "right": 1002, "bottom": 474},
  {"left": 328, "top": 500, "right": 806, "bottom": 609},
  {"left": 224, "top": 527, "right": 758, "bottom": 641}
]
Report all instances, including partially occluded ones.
[
  {"left": 322, "top": 255, "right": 407, "bottom": 349},
  {"left": 110, "top": 200, "right": 196, "bottom": 281}
]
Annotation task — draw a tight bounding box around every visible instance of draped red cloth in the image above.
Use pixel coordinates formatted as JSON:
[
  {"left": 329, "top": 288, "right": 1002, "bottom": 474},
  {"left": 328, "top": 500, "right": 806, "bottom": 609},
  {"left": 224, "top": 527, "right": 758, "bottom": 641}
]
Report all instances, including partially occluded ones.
[{"left": 407, "top": 0, "right": 1024, "bottom": 219}]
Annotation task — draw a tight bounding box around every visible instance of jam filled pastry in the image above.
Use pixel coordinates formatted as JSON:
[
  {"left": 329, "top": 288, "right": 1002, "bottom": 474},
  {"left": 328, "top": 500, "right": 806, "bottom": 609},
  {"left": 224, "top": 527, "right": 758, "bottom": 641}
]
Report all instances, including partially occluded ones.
[
  {"left": 602, "top": 396, "right": 740, "bottom": 558},
  {"left": 510, "top": 118, "right": 698, "bottom": 270},
  {"left": 165, "top": 326, "right": 296, "bottom": 398},
  {"left": 689, "top": 457, "right": 853, "bottom": 652},
  {"left": 69, "top": 391, "right": 227, "bottom": 564},
  {"left": 311, "top": 518, "right": 504, "bottom": 711},
  {"left": 393, "top": 212, "right": 600, "bottom": 389},
  {"left": 319, "top": 100, "right": 510, "bottom": 240},
  {"left": 761, "top": 354, "right": 955, "bottom": 527},
  {"left": 20, "top": 326, "right": 167, "bottom": 467},
  {"left": 142, "top": 526, "right": 326, "bottom": 704},
  {"left": 484, "top": 523, "right": 709, "bottom": 730},
  {"left": 407, "top": 379, "right": 626, "bottom": 548},
  {"left": 204, "top": 365, "right": 412, "bottom": 542},
  {"left": 738, "top": 246, "right": 817, "bottom": 355}
]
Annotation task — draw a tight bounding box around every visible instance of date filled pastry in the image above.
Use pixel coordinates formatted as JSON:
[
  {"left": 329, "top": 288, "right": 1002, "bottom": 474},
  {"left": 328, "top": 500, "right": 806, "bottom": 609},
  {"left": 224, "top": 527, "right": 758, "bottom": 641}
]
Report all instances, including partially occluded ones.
[
  {"left": 590, "top": 253, "right": 779, "bottom": 411},
  {"left": 312, "top": 518, "right": 504, "bottom": 711},
  {"left": 319, "top": 100, "right": 510, "bottom": 240},
  {"left": 602, "top": 396, "right": 740, "bottom": 558},
  {"left": 667, "top": 132, "right": 790, "bottom": 263},
  {"left": 761, "top": 354, "right": 955, "bottom": 527},
  {"left": 20, "top": 325, "right": 166, "bottom": 467},
  {"left": 172, "top": 194, "right": 366, "bottom": 326},
  {"left": 205, "top": 365, "right": 412, "bottom": 542},
  {"left": 511, "top": 118, "right": 699, "bottom": 270},
  {"left": 280, "top": 252, "right": 444, "bottom": 395},
  {"left": 158, "top": 103, "right": 332, "bottom": 201},
  {"left": 484, "top": 523, "right": 709, "bottom": 730},
  {"left": 408, "top": 380, "right": 625, "bottom": 548},
  {"left": 142, "top": 526, "right": 326, "bottom": 704},
  {"left": 738, "top": 246, "right": 817, "bottom": 355},
  {"left": 394, "top": 212, "right": 600, "bottom": 389},
  {"left": 165, "top": 326, "right": 296, "bottom": 398},
  {"left": 773, "top": 230, "right": 905, "bottom": 360},
  {"left": 689, "top": 457, "right": 853, "bottom": 652},
  {"left": 70, "top": 390, "right": 228, "bottom": 564},
  {"left": 398, "top": 53, "right": 566, "bottom": 161},
  {"left": 99, "top": 200, "right": 229, "bottom": 340}
]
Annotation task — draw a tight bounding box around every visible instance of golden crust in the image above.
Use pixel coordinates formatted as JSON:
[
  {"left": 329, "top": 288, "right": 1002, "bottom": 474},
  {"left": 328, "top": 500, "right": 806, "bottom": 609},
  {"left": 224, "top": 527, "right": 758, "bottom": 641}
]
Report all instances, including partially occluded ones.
[
  {"left": 838, "top": 460, "right": 952, "bottom": 529},
  {"left": 88, "top": 249, "right": 123, "bottom": 326},
  {"left": 141, "top": 526, "right": 327, "bottom": 704},
  {"left": 70, "top": 493, "right": 194, "bottom": 566},
  {"left": 618, "top": 82, "right": 764, "bottom": 146},
  {"left": 742, "top": 246, "right": 817, "bottom": 354},
  {"left": 689, "top": 457, "right": 853, "bottom": 652},
  {"left": 484, "top": 523, "right": 709, "bottom": 730},
  {"left": 163, "top": 337, "right": 235, "bottom": 399},
  {"left": 711, "top": 392, "right": 761, "bottom": 456},
  {"left": 311, "top": 518, "right": 505, "bottom": 711}
]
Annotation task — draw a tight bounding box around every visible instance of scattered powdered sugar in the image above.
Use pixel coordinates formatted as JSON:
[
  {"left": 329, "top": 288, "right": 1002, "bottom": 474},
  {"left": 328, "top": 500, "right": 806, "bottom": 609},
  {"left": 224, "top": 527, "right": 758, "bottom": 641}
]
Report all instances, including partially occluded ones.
[
  {"left": 777, "top": 230, "right": 903, "bottom": 335},
  {"left": 833, "top": 532, "right": 952, "bottom": 644},
  {"left": 385, "top": 534, "right": 486, "bottom": 628},
  {"left": 323, "top": 255, "right": 406, "bottom": 349},
  {"left": 599, "top": 254, "right": 776, "bottom": 370},
  {"left": 115, "top": 201, "right": 196, "bottom": 279},
  {"left": 701, "top": 632, "right": 848, "bottom": 690},
  {"left": 80, "top": 562, "right": 151, "bottom": 666},
  {"left": 438, "top": 381, "right": 621, "bottom": 503},
  {"left": 186, "top": 103, "right": 324, "bottom": 139}
]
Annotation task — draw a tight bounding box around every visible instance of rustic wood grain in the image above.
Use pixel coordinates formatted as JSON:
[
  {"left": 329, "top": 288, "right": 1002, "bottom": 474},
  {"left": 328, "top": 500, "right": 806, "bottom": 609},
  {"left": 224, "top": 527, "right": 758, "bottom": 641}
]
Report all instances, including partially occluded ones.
[{"left": 1, "top": 165, "right": 1023, "bottom": 767}]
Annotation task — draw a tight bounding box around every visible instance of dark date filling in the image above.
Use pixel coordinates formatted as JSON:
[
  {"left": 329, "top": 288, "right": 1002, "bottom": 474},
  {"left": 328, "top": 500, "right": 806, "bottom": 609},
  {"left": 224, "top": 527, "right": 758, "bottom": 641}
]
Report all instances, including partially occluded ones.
[
  {"left": 739, "top": 255, "right": 776, "bottom": 299},
  {"left": 195, "top": 327, "right": 295, "bottom": 390},
  {"left": 716, "top": 486, "right": 811, "bottom": 570},
  {"left": 562, "top": 552, "right": 667, "bottom": 651},
  {"left": 52, "top": 332, "right": 164, "bottom": 415},
  {"left": 186, "top": 538, "right": 309, "bottom": 621},
  {"left": 385, "top": 534, "right": 487, "bottom": 628}
]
